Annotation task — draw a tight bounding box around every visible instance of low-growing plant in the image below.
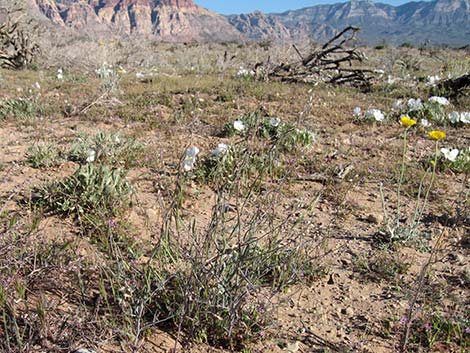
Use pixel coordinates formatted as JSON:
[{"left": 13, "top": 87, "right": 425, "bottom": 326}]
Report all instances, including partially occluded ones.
[
  {"left": 0, "top": 97, "right": 41, "bottom": 120},
  {"left": 26, "top": 142, "right": 62, "bottom": 168},
  {"left": 31, "top": 164, "right": 133, "bottom": 227},
  {"left": 434, "top": 146, "right": 470, "bottom": 173},
  {"left": 68, "top": 130, "right": 145, "bottom": 168},
  {"left": 408, "top": 312, "right": 470, "bottom": 351},
  {"left": 224, "top": 111, "right": 315, "bottom": 151},
  {"left": 191, "top": 144, "right": 285, "bottom": 187},
  {"left": 353, "top": 250, "right": 410, "bottom": 283},
  {"left": 96, "top": 62, "right": 122, "bottom": 94}
]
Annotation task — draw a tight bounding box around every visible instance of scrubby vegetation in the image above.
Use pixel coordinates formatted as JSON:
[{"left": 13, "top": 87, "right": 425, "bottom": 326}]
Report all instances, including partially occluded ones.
[{"left": 0, "top": 29, "right": 469, "bottom": 353}]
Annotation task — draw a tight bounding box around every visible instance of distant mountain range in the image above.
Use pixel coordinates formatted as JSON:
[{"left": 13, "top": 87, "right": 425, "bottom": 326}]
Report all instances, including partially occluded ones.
[{"left": 30, "top": 0, "right": 470, "bottom": 46}]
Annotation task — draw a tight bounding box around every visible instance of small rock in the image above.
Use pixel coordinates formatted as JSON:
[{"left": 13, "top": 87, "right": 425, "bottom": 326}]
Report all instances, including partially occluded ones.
[
  {"left": 341, "top": 307, "right": 354, "bottom": 316},
  {"left": 284, "top": 341, "right": 301, "bottom": 352},
  {"left": 327, "top": 273, "right": 335, "bottom": 285},
  {"left": 366, "top": 213, "right": 383, "bottom": 225}
]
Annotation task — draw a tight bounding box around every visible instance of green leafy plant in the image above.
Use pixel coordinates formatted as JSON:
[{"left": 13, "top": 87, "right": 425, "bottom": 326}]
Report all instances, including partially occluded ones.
[
  {"left": 353, "top": 250, "right": 410, "bottom": 283},
  {"left": 409, "top": 313, "right": 470, "bottom": 351},
  {"left": 26, "top": 142, "right": 62, "bottom": 168},
  {"left": 95, "top": 62, "right": 122, "bottom": 94},
  {"left": 68, "top": 131, "right": 145, "bottom": 168},
  {"left": 32, "top": 164, "right": 133, "bottom": 225},
  {"left": 0, "top": 98, "right": 41, "bottom": 120},
  {"left": 224, "top": 112, "right": 316, "bottom": 152}
]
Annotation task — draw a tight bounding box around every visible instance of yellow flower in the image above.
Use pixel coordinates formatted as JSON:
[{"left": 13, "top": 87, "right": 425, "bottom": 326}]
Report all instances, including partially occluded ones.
[
  {"left": 428, "top": 130, "right": 446, "bottom": 140},
  {"left": 98, "top": 41, "right": 106, "bottom": 46},
  {"left": 400, "top": 115, "right": 417, "bottom": 127}
]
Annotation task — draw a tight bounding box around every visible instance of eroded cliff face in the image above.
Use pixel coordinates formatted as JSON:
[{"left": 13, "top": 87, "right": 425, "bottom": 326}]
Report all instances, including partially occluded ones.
[
  {"left": 32, "top": 0, "right": 241, "bottom": 41},
  {"left": 33, "top": 0, "right": 64, "bottom": 25},
  {"left": 228, "top": 11, "right": 295, "bottom": 41},
  {"left": 31, "top": 0, "right": 470, "bottom": 45},
  {"left": 153, "top": 1, "right": 241, "bottom": 41}
]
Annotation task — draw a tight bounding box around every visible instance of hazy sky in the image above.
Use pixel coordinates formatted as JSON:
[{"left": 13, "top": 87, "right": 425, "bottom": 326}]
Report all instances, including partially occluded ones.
[{"left": 196, "top": 0, "right": 414, "bottom": 14}]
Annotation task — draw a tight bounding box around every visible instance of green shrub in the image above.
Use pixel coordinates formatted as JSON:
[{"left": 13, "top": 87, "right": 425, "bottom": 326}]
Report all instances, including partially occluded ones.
[{"left": 32, "top": 164, "right": 132, "bottom": 223}]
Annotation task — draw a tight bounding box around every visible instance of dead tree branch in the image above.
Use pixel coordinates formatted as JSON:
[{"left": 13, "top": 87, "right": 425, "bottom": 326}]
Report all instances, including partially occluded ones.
[
  {"left": 0, "top": 2, "right": 40, "bottom": 69},
  {"left": 435, "top": 74, "right": 470, "bottom": 97},
  {"left": 256, "top": 26, "right": 373, "bottom": 90}
]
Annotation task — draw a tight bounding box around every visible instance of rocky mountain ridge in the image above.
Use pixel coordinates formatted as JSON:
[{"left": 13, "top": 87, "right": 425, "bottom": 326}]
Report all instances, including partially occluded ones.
[
  {"left": 31, "top": 0, "right": 241, "bottom": 41},
  {"left": 31, "top": 0, "right": 470, "bottom": 45}
]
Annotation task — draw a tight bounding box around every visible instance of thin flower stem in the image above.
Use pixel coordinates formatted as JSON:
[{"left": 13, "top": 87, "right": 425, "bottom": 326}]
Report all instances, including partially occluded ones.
[
  {"left": 416, "top": 141, "right": 439, "bottom": 225},
  {"left": 410, "top": 166, "right": 431, "bottom": 238},
  {"left": 396, "top": 128, "right": 409, "bottom": 232}
]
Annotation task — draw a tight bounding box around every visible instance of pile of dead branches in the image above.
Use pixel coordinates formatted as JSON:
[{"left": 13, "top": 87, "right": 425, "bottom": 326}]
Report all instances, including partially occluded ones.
[
  {"left": 0, "top": 3, "right": 39, "bottom": 69},
  {"left": 435, "top": 74, "right": 470, "bottom": 97},
  {"left": 256, "top": 26, "right": 373, "bottom": 90}
]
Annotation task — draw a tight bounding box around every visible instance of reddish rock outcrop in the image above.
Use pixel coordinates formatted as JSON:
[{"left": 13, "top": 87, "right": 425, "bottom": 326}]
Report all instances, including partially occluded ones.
[
  {"left": 32, "top": 0, "right": 241, "bottom": 41},
  {"left": 33, "top": 0, "right": 64, "bottom": 25}
]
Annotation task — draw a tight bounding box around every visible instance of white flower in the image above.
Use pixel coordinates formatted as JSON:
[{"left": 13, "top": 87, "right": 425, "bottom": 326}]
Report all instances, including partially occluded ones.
[
  {"left": 86, "top": 149, "right": 96, "bottom": 163},
  {"left": 392, "top": 99, "right": 404, "bottom": 111},
  {"left": 440, "top": 148, "right": 459, "bottom": 162},
  {"left": 375, "top": 69, "right": 385, "bottom": 77},
  {"left": 460, "top": 112, "right": 470, "bottom": 124},
  {"left": 33, "top": 82, "right": 41, "bottom": 90},
  {"left": 136, "top": 72, "right": 145, "bottom": 79},
  {"left": 365, "top": 109, "right": 385, "bottom": 122},
  {"left": 426, "top": 75, "right": 440, "bottom": 86},
  {"left": 387, "top": 75, "right": 396, "bottom": 85},
  {"left": 407, "top": 98, "right": 423, "bottom": 111},
  {"left": 237, "top": 67, "right": 254, "bottom": 77},
  {"left": 269, "top": 117, "right": 281, "bottom": 127},
  {"left": 211, "top": 143, "right": 228, "bottom": 157},
  {"left": 428, "top": 96, "right": 450, "bottom": 106},
  {"left": 182, "top": 160, "right": 195, "bottom": 171},
  {"left": 57, "top": 68, "right": 63, "bottom": 80},
  {"left": 352, "top": 107, "right": 362, "bottom": 118},
  {"left": 448, "top": 111, "right": 460, "bottom": 124},
  {"left": 185, "top": 146, "right": 199, "bottom": 158},
  {"left": 233, "top": 120, "right": 245, "bottom": 132},
  {"left": 420, "top": 119, "right": 431, "bottom": 127},
  {"left": 182, "top": 146, "right": 200, "bottom": 171}
]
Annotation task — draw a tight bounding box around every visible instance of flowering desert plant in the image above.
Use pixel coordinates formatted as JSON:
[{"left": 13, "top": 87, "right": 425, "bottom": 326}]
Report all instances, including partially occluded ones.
[
  {"left": 96, "top": 62, "right": 122, "bottom": 94},
  {"left": 224, "top": 111, "right": 316, "bottom": 151},
  {"left": 68, "top": 130, "right": 144, "bottom": 168},
  {"left": 391, "top": 95, "right": 456, "bottom": 126},
  {"left": 381, "top": 121, "right": 446, "bottom": 242},
  {"left": 352, "top": 107, "right": 385, "bottom": 122},
  {"left": 437, "top": 146, "right": 470, "bottom": 173}
]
